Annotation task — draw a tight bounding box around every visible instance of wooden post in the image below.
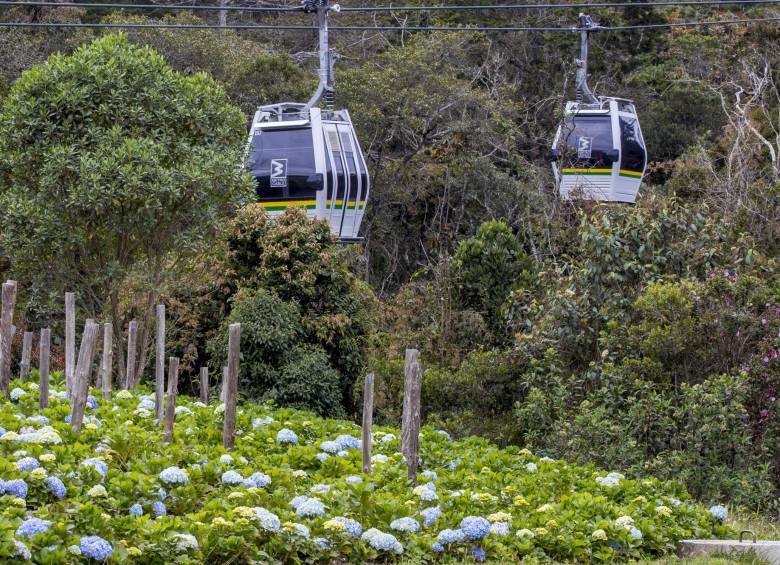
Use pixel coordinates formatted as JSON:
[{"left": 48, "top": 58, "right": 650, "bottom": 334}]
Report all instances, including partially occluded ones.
[
  {"left": 222, "top": 323, "right": 241, "bottom": 450},
  {"left": 39, "top": 328, "right": 50, "bottom": 409},
  {"left": 0, "top": 280, "right": 17, "bottom": 394},
  {"left": 163, "top": 357, "right": 179, "bottom": 443},
  {"left": 70, "top": 320, "right": 99, "bottom": 434},
  {"left": 19, "top": 331, "right": 32, "bottom": 381},
  {"left": 124, "top": 320, "right": 137, "bottom": 389},
  {"left": 401, "top": 348, "right": 422, "bottom": 483},
  {"left": 220, "top": 366, "right": 227, "bottom": 402},
  {"left": 65, "top": 291, "right": 75, "bottom": 397},
  {"left": 155, "top": 305, "right": 165, "bottom": 420},
  {"left": 200, "top": 366, "right": 209, "bottom": 405},
  {"left": 100, "top": 323, "right": 113, "bottom": 400},
  {"left": 362, "top": 372, "right": 375, "bottom": 474}
]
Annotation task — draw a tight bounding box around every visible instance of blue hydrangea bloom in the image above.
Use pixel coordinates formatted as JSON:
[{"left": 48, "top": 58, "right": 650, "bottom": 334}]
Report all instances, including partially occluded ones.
[
  {"left": 432, "top": 542, "right": 444, "bottom": 553},
  {"left": 254, "top": 507, "right": 281, "bottom": 532},
  {"left": 709, "top": 505, "right": 728, "bottom": 522},
  {"left": 296, "top": 497, "right": 326, "bottom": 518},
  {"left": 290, "top": 523, "right": 310, "bottom": 538},
  {"left": 333, "top": 516, "right": 362, "bottom": 538},
  {"left": 86, "top": 396, "right": 98, "bottom": 410},
  {"left": 319, "top": 440, "right": 340, "bottom": 454},
  {"left": 158, "top": 487, "right": 168, "bottom": 501},
  {"left": 16, "top": 517, "right": 52, "bottom": 538},
  {"left": 345, "top": 475, "right": 363, "bottom": 485},
  {"left": 4, "top": 478, "right": 28, "bottom": 499},
  {"left": 79, "top": 536, "right": 113, "bottom": 560},
  {"left": 16, "top": 457, "right": 40, "bottom": 471},
  {"left": 63, "top": 415, "right": 72, "bottom": 423},
  {"left": 159, "top": 466, "right": 189, "bottom": 485},
  {"left": 137, "top": 397, "right": 155, "bottom": 411},
  {"left": 311, "top": 483, "right": 330, "bottom": 494},
  {"left": 421, "top": 470, "right": 438, "bottom": 482},
  {"left": 152, "top": 501, "right": 167, "bottom": 517},
  {"left": 361, "top": 528, "right": 403, "bottom": 554},
  {"left": 390, "top": 517, "right": 420, "bottom": 533},
  {"left": 13, "top": 540, "right": 31, "bottom": 561},
  {"left": 420, "top": 507, "right": 442, "bottom": 527},
  {"left": 470, "top": 546, "right": 486, "bottom": 562},
  {"left": 246, "top": 472, "right": 271, "bottom": 488},
  {"left": 629, "top": 527, "right": 643, "bottom": 540},
  {"left": 490, "top": 522, "right": 510, "bottom": 536},
  {"left": 437, "top": 528, "right": 465, "bottom": 545},
  {"left": 276, "top": 428, "right": 298, "bottom": 444},
  {"left": 45, "top": 476, "right": 66, "bottom": 499},
  {"left": 221, "top": 470, "right": 243, "bottom": 485},
  {"left": 129, "top": 503, "right": 143, "bottom": 516},
  {"left": 315, "top": 452, "right": 330, "bottom": 462},
  {"left": 81, "top": 458, "right": 108, "bottom": 479},
  {"left": 219, "top": 454, "right": 233, "bottom": 465},
  {"left": 460, "top": 516, "right": 491, "bottom": 540},
  {"left": 314, "top": 537, "right": 330, "bottom": 549},
  {"left": 26, "top": 415, "right": 49, "bottom": 425},
  {"left": 334, "top": 434, "right": 360, "bottom": 450}
]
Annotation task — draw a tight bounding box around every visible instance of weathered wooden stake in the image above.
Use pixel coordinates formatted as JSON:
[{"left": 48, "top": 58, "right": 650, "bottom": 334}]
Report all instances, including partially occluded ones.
[
  {"left": 362, "top": 372, "right": 375, "bottom": 474},
  {"left": 100, "top": 323, "right": 113, "bottom": 400},
  {"left": 200, "top": 367, "right": 209, "bottom": 405},
  {"left": 71, "top": 320, "right": 99, "bottom": 434},
  {"left": 401, "top": 348, "right": 422, "bottom": 482},
  {"left": 222, "top": 323, "right": 241, "bottom": 450},
  {"left": 65, "top": 291, "right": 75, "bottom": 396},
  {"left": 39, "top": 328, "right": 50, "bottom": 409},
  {"left": 155, "top": 305, "right": 165, "bottom": 420},
  {"left": 19, "top": 331, "right": 32, "bottom": 381},
  {"left": 163, "top": 357, "right": 179, "bottom": 443},
  {"left": 124, "top": 320, "right": 137, "bottom": 389},
  {"left": 0, "top": 280, "right": 17, "bottom": 395},
  {"left": 220, "top": 366, "right": 227, "bottom": 402}
]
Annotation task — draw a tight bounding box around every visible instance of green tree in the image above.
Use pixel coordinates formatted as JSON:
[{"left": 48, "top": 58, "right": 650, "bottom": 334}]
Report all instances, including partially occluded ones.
[{"left": 0, "top": 34, "right": 252, "bottom": 376}]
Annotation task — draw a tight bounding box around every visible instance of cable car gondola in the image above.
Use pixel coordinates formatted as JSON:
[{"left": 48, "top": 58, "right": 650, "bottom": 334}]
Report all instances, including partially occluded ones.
[
  {"left": 245, "top": 0, "right": 370, "bottom": 243},
  {"left": 551, "top": 14, "right": 647, "bottom": 203}
]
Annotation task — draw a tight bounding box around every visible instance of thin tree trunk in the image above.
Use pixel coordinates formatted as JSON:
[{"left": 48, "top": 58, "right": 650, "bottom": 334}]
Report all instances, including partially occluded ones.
[
  {"left": 110, "top": 289, "right": 126, "bottom": 387},
  {"left": 0, "top": 280, "right": 17, "bottom": 395},
  {"left": 39, "top": 328, "right": 50, "bottom": 409}
]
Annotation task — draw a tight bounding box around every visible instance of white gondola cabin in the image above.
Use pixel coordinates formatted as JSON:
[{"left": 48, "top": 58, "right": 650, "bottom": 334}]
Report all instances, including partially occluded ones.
[{"left": 551, "top": 97, "right": 647, "bottom": 203}]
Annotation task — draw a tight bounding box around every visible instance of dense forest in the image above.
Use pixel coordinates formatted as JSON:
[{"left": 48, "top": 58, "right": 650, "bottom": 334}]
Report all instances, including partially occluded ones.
[{"left": 0, "top": 0, "right": 778, "bottom": 520}]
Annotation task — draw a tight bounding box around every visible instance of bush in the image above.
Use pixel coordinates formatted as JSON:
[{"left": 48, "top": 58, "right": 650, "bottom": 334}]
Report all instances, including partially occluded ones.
[{"left": 270, "top": 345, "right": 344, "bottom": 418}]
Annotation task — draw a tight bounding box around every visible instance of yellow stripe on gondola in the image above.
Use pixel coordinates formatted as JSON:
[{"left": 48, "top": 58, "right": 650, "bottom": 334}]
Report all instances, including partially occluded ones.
[
  {"left": 326, "top": 200, "right": 367, "bottom": 209},
  {"left": 619, "top": 169, "right": 643, "bottom": 178},
  {"left": 561, "top": 168, "right": 613, "bottom": 175},
  {"left": 258, "top": 200, "right": 316, "bottom": 211}
]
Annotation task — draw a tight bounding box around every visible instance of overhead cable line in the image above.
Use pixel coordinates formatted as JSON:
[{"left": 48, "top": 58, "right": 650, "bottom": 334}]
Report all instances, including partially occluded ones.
[
  {"left": 0, "top": 16, "right": 778, "bottom": 30},
  {"left": 4, "top": 0, "right": 780, "bottom": 12}
]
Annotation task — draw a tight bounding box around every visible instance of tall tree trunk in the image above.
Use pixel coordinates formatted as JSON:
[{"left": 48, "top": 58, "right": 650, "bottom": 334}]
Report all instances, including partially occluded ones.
[{"left": 134, "top": 290, "right": 158, "bottom": 386}]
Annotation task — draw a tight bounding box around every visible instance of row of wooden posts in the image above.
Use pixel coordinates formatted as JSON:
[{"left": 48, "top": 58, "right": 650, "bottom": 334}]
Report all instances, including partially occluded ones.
[{"left": 0, "top": 280, "right": 425, "bottom": 481}]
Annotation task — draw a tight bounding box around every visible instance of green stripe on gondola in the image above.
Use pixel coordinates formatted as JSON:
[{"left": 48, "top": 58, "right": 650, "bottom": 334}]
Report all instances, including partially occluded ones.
[
  {"left": 259, "top": 200, "right": 317, "bottom": 211},
  {"left": 619, "top": 170, "right": 643, "bottom": 178},
  {"left": 561, "top": 168, "right": 613, "bottom": 176}
]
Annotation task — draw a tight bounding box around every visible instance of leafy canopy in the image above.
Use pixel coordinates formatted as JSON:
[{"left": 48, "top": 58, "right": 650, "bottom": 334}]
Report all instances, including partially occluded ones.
[{"left": 0, "top": 34, "right": 252, "bottom": 312}]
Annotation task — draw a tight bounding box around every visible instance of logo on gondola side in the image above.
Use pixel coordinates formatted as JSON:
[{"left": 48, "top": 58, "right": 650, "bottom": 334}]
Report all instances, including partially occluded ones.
[
  {"left": 270, "top": 159, "right": 288, "bottom": 188},
  {"left": 577, "top": 137, "right": 593, "bottom": 159}
]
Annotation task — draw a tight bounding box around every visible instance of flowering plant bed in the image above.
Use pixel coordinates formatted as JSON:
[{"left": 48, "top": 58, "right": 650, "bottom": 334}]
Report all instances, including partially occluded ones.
[{"left": 0, "top": 375, "right": 730, "bottom": 563}]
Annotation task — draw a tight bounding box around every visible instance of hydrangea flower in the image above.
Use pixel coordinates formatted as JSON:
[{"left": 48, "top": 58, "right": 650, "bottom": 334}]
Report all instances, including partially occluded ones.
[
  {"left": 296, "top": 497, "right": 326, "bottom": 518},
  {"left": 254, "top": 507, "right": 281, "bottom": 532},
  {"left": 709, "top": 505, "right": 728, "bottom": 521},
  {"left": 221, "top": 470, "right": 244, "bottom": 485},
  {"left": 420, "top": 506, "right": 442, "bottom": 527},
  {"left": 4, "top": 478, "right": 28, "bottom": 499},
  {"left": 413, "top": 485, "right": 438, "bottom": 501},
  {"left": 330, "top": 516, "right": 362, "bottom": 538},
  {"left": 45, "top": 476, "right": 66, "bottom": 499},
  {"left": 159, "top": 466, "right": 189, "bottom": 485},
  {"left": 345, "top": 475, "right": 363, "bottom": 485},
  {"left": 81, "top": 458, "right": 108, "bottom": 479},
  {"left": 79, "top": 536, "right": 113, "bottom": 560},
  {"left": 316, "top": 452, "right": 330, "bottom": 463},
  {"left": 16, "top": 457, "right": 40, "bottom": 471},
  {"left": 13, "top": 540, "right": 31, "bottom": 561},
  {"left": 245, "top": 472, "right": 272, "bottom": 489},
  {"left": 10, "top": 387, "right": 27, "bottom": 401},
  {"left": 372, "top": 454, "right": 388, "bottom": 464},
  {"left": 252, "top": 416, "right": 274, "bottom": 428},
  {"left": 629, "top": 527, "right": 643, "bottom": 540},
  {"left": 26, "top": 415, "right": 49, "bottom": 426},
  {"left": 461, "top": 516, "right": 491, "bottom": 540},
  {"left": 491, "top": 522, "right": 510, "bottom": 536},
  {"left": 158, "top": 487, "right": 168, "bottom": 501},
  {"left": 287, "top": 522, "right": 310, "bottom": 538},
  {"left": 615, "top": 515, "right": 634, "bottom": 528},
  {"left": 436, "top": 430, "right": 451, "bottom": 440},
  {"left": 319, "top": 441, "right": 340, "bottom": 453},
  {"left": 129, "top": 503, "right": 143, "bottom": 516},
  {"left": 152, "top": 501, "right": 167, "bottom": 517},
  {"left": 115, "top": 390, "right": 133, "bottom": 400},
  {"left": 87, "top": 485, "right": 108, "bottom": 497},
  {"left": 311, "top": 483, "right": 330, "bottom": 494},
  {"left": 86, "top": 396, "right": 98, "bottom": 410},
  {"left": 219, "top": 454, "right": 234, "bottom": 465},
  {"left": 390, "top": 517, "right": 420, "bottom": 533},
  {"left": 379, "top": 433, "right": 396, "bottom": 444},
  {"left": 592, "top": 529, "right": 608, "bottom": 541},
  {"left": 470, "top": 547, "right": 486, "bottom": 562},
  {"left": 314, "top": 537, "right": 330, "bottom": 549},
  {"left": 335, "top": 434, "right": 360, "bottom": 450},
  {"left": 276, "top": 429, "right": 298, "bottom": 444},
  {"left": 16, "top": 517, "right": 52, "bottom": 538},
  {"left": 525, "top": 462, "right": 538, "bottom": 473},
  {"left": 421, "top": 470, "right": 438, "bottom": 482},
  {"left": 336, "top": 450, "right": 348, "bottom": 458},
  {"left": 137, "top": 397, "right": 156, "bottom": 411},
  {"left": 174, "top": 533, "right": 198, "bottom": 550},
  {"left": 361, "top": 528, "right": 403, "bottom": 554},
  {"left": 437, "top": 528, "right": 465, "bottom": 545}
]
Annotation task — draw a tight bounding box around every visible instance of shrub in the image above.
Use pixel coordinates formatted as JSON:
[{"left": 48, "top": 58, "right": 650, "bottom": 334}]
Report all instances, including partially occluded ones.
[{"left": 270, "top": 345, "right": 344, "bottom": 418}]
